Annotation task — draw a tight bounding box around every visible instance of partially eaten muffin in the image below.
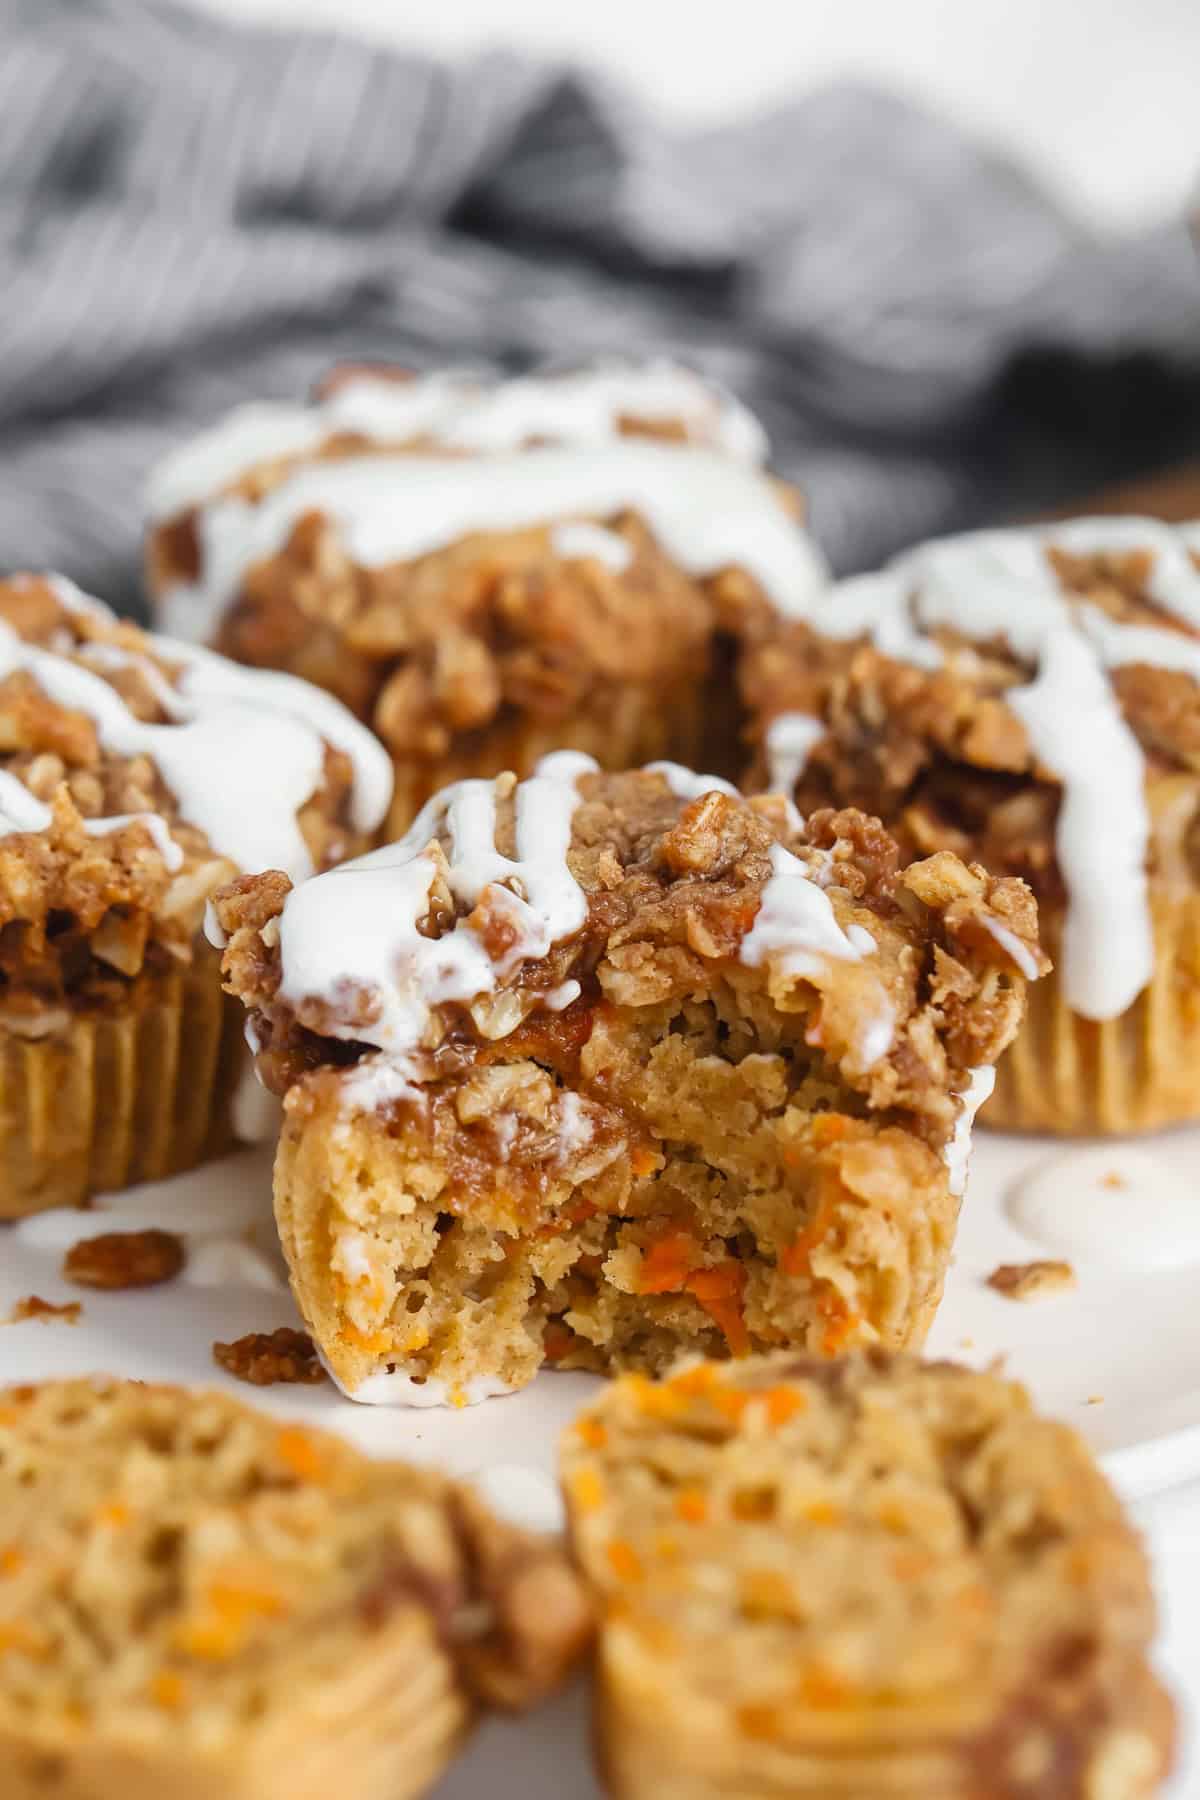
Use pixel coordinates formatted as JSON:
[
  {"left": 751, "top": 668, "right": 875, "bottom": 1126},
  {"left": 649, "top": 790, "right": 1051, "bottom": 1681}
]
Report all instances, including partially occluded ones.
[{"left": 215, "top": 758, "right": 1043, "bottom": 1405}]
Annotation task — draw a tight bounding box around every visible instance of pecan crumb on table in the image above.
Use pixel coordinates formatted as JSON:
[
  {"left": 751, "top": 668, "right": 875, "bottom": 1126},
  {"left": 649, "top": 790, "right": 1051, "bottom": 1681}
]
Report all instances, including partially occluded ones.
[
  {"left": 6, "top": 1295, "right": 82, "bottom": 1325},
  {"left": 62, "top": 1228, "right": 186, "bottom": 1290},
  {"left": 986, "top": 1259, "right": 1078, "bottom": 1303},
  {"left": 214, "top": 1326, "right": 328, "bottom": 1386}
]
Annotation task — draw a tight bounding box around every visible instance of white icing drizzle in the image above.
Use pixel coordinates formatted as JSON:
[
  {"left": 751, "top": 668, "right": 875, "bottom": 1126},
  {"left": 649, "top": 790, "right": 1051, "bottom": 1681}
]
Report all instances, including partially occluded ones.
[
  {"left": 763, "top": 713, "right": 826, "bottom": 795},
  {"left": 739, "top": 842, "right": 893, "bottom": 1068},
  {"left": 534, "top": 749, "right": 600, "bottom": 784},
  {"left": 276, "top": 765, "right": 588, "bottom": 1090},
  {"left": 339, "top": 1366, "right": 516, "bottom": 1408},
  {"left": 1006, "top": 1143, "right": 1200, "bottom": 1272},
  {"left": 163, "top": 443, "right": 828, "bottom": 644},
  {"left": 146, "top": 360, "right": 770, "bottom": 524},
  {"left": 805, "top": 518, "right": 1200, "bottom": 1020},
  {"left": 0, "top": 590, "right": 391, "bottom": 881},
  {"left": 0, "top": 768, "right": 185, "bottom": 871},
  {"left": 230, "top": 1058, "right": 280, "bottom": 1143},
  {"left": 740, "top": 842, "right": 876, "bottom": 976},
  {"left": 643, "top": 761, "right": 739, "bottom": 801},
  {"left": 944, "top": 1066, "right": 995, "bottom": 1198},
  {"left": 550, "top": 521, "right": 633, "bottom": 571}
]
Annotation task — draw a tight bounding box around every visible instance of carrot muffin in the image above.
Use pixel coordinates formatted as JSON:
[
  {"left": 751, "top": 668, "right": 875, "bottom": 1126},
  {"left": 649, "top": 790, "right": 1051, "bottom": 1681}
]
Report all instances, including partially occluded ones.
[
  {"left": 0, "top": 1377, "right": 590, "bottom": 1800},
  {"left": 741, "top": 518, "right": 1200, "bottom": 1133},
  {"left": 213, "top": 756, "right": 1042, "bottom": 1405},
  {"left": 562, "top": 1352, "right": 1175, "bottom": 1800},
  {"left": 145, "top": 360, "right": 828, "bottom": 834},
  {"left": 0, "top": 573, "right": 391, "bottom": 1216}
]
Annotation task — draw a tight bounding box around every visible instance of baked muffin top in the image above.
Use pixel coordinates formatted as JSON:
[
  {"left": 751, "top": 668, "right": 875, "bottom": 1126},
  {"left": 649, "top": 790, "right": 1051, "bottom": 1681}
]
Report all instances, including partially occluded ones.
[
  {"left": 741, "top": 518, "right": 1200, "bottom": 1020},
  {"left": 563, "top": 1351, "right": 1162, "bottom": 1725},
  {"left": 214, "top": 756, "right": 1043, "bottom": 1158},
  {"left": 0, "top": 574, "right": 390, "bottom": 1008},
  {"left": 146, "top": 362, "right": 828, "bottom": 740},
  {"left": 0, "top": 1377, "right": 590, "bottom": 1739}
]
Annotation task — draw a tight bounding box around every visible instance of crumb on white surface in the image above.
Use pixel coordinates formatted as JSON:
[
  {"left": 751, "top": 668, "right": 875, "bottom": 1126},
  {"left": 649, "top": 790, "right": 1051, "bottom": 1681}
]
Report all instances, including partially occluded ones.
[{"left": 986, "top": 1259, "right": 1078, "bottom": 1303}]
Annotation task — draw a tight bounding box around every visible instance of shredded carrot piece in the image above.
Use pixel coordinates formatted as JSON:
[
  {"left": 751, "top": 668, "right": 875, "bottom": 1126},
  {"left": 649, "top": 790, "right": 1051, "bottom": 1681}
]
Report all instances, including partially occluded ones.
[
  {"left": 763, "top": 1387, "right": 807, "bottom": 1429},
  {"left": 803, "top": 1500, "right": 842, "bottom": 1527},
  {"left": 149, "top": 1671, "right": 188, "bottom": 1712},
  {"left": 0, "top": 1547, "right": 24, "bottom": 1577},
  {"left": 666, "top": 1361, "right": 719, "bottom": 1398},
  {"left": 570, "top": 1468, "right": 604, "bottom": 1513},
  {"left": 637, "top": 1231, "right": 697, "bottom": 1294},
  {"left": 781, "top": 1190, "right": 838, "bottom": 1277},
  {"left": 606, "top": 1540, "right": 643, "bottom": 1582},
  {"left": 685, "top": 1261, "right": 750, "bottom": 1355},
  {"left": 629, "top": 1146, "right": 660, "bottom": 1178},
  {"left": 0, "top": 1623, "right": 47, "bottom": 1658},
  {"left": 175, "top": 1579, "right": 287, "bottom": 1660},
  {"left": 797, "top": 1664, "right": 855, "bottom": 1709},
  {"left": 341, "top": 1321, "right": 392, "bottom": 1355},
  {"left": 94, "top": 1501, "right": 130, "bottom": 1529},
  {"left": 712, "top": 1386, "right": 752, "bottom": 1425},
  {"left": 576, "top": 1416, "right": 607, "bottom": 1450},
  {"left": 275, "top": 1427, "right": 323, "bottom": 1483},
  {"left": 811, "top": 1113, "right": 853, "bottom": 1146},
  {"left": 674, "top": 1489, "right": 708, "bottom": 1525},
  {"left": 817, "top": 1288, "right": 860, "bottom": 1355}
]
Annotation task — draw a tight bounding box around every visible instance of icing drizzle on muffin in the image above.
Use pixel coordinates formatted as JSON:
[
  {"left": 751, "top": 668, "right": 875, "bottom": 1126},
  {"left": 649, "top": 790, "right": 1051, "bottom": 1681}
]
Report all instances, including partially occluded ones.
[
  {"left": 0, "top": 576, "right": 392, "bottom": 881},
  {"left": 773, "top": 519, "right": 1200, "bottom": 1021}
]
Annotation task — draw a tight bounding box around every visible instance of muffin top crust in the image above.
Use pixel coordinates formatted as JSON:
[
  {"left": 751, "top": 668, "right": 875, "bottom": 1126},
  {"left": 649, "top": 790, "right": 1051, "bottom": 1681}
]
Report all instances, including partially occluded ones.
[
  {"left": 0, "top": 574, "right": 390, "bottom": 1007},
  {"left": 146, "top": 363, "right": 828, "bottom": 746},
  {"left": 741, "top": 518, "right": 1200, "bottom": 1020},
  {"left": 563, "top": 1351, "right": 1165, "bottom": 1736},
  {"left": 0, "top": 1376, "right": 591, "bottom": 1737},
  {"left": 215, "top": 756, "right": 1043, "bottom": 1158}
]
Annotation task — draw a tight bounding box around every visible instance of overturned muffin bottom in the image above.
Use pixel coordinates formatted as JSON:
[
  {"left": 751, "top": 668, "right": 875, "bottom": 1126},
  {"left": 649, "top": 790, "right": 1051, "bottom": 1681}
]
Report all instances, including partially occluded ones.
[
  {"left": 275, "top": 979, "right": 959, "bottom": 1405},
  {"left": 0, "top": 1379, "right": 590, "bottom": 1800},
  {"left": 562, "top": 1353, "right": 1175, "bottom": 1800}
]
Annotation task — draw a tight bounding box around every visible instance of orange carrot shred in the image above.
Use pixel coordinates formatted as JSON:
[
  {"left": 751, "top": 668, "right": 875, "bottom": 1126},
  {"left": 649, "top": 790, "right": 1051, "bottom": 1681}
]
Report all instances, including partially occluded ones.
[{"left": 607, "top": 1540, "right": 643, "bottom": 1582}]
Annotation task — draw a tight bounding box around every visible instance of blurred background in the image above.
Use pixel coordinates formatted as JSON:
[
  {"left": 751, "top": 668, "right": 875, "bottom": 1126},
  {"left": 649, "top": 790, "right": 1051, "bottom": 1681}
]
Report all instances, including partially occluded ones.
[{"left": 2, "top": 0, "right": 1197, "bottom": 610}]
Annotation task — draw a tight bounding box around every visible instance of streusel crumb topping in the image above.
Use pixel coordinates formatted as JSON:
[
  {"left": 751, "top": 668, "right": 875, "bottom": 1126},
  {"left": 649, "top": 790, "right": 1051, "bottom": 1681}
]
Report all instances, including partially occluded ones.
[
  {"left": 0, "top": 575, "right": 389, "bottom": 1006},
  {"left": 216, "top": 762, "right": 1044, "bottom": 1153}
]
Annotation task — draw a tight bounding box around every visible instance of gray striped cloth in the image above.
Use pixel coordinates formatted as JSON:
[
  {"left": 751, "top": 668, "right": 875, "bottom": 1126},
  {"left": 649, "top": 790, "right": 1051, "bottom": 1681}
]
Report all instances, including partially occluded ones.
[{"left": 2, "top": 0, "right": 1198, "bottom": 615}]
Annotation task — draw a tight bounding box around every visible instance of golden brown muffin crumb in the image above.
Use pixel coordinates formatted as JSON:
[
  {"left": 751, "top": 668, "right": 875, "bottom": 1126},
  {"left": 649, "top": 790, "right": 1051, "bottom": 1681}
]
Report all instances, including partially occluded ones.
[
  {"left": 986, "top": 1258, "right": 1078, "bottom": 1302},
  {"left": 213, "top": 1326, "right": 329, "bottom": 1386},
  {"left": 6, "top": 1295, "right": 82, "bottom": 1325},
  {"left": 63, "top": 1228, "right": 186, "bottom": 1290}
]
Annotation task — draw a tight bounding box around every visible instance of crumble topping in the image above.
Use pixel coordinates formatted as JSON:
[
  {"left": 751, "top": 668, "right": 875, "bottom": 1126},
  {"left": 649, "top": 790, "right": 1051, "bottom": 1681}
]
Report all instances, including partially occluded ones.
[
  {"left": 6, "top": 1296, "right": 82, "bottom": 1325},
  {"left": 742, "top": 519, "right": 1200, "bottom": 1021},
  {"left": 146, "top": 361, "right": 824, "bottom": 770},
  {"left": 0, "top": 574, "right": 390, "bottom": 1007},
  {"left": 985, "top": 1259, "right": 1078, "bottom": 1302},
  {"left": 213, "top": 1327, "right": 329, "bottom": 1386},
  {"left": 216, "top": 759, "right": 1044, "bottom": 1157},
  {"left": 62, "top": 1229, "right": 186, "bottom": 1291}
]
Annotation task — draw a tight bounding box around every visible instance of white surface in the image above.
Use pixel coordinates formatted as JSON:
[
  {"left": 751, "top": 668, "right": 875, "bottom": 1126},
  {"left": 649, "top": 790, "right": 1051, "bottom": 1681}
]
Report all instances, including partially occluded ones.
[
  {"left": 0, "top": 1130, "right": 1196, "bottom": 1794},
  {"left": 188, "top": 0, "right": 1199, "bottom": 230}
]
